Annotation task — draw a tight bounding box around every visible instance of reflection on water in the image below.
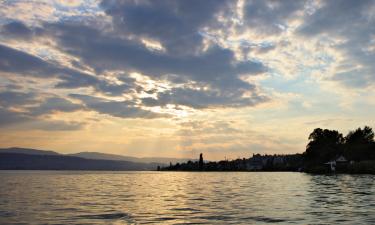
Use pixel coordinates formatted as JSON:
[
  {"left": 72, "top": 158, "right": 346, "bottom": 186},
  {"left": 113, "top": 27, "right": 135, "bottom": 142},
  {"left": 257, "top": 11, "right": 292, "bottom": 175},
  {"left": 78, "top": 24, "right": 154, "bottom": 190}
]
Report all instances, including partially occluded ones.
[{"left": 0, "top": 171, "right": 374, "bottom": 224}]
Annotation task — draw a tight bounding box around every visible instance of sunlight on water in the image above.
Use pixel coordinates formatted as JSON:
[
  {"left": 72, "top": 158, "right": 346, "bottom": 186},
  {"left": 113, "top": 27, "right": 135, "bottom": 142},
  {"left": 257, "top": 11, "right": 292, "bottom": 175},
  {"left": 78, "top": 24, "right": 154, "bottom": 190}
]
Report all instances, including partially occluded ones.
[{"left": 0, "top": 171, "right": 374, "bottom": 224}]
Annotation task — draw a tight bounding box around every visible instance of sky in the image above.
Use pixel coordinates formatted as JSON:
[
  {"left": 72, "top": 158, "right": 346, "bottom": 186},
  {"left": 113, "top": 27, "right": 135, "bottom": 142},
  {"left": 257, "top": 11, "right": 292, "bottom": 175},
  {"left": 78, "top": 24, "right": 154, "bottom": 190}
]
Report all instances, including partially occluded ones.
[{"left": 0, "top": 0, "right": 374, "bottom": 160}]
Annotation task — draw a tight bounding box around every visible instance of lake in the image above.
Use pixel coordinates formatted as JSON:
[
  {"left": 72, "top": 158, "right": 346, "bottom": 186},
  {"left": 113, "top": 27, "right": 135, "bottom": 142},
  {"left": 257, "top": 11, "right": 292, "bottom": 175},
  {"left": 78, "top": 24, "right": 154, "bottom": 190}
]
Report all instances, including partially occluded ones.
[{"left": 0, "top": 171, "right": 374, "bottom": 224}]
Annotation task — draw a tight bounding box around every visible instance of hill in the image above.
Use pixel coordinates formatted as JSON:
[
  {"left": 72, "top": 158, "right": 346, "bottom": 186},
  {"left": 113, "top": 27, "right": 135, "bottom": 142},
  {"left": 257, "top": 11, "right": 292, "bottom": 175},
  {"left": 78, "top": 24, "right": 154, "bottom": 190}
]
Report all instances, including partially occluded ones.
[
  {"left": 69, "top": 152, "right": 194, "bottom": 164},
  {"left": 0, "top": 147, "right": 194, "bottom": 170},
  {"left": 0, "top": 153, "right": 161, "bottom": 171},
  {"left": 0, "top": 147, "right": 59, "bottom": 156},
  {"left": 0, "top": 147, "right": 193, "bottom": 164}
]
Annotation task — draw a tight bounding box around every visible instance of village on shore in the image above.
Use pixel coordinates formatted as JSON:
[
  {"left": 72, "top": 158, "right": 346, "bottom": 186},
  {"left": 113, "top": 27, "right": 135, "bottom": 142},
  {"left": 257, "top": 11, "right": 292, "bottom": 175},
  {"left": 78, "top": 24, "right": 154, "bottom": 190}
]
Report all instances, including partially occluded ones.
[
  {"left": 160, "top": 153, "right": 303, "bottom": 172},
  {"left": 160, "top": 126, "right": 375, "bottom": 174}
]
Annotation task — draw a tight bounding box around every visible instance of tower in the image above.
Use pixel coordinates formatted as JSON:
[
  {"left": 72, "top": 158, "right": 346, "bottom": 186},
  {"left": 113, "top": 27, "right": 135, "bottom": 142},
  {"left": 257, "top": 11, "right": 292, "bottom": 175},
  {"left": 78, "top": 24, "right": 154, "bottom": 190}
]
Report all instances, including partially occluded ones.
[{"left": 199, "top": 153, "right": 204, "bottom": 170}]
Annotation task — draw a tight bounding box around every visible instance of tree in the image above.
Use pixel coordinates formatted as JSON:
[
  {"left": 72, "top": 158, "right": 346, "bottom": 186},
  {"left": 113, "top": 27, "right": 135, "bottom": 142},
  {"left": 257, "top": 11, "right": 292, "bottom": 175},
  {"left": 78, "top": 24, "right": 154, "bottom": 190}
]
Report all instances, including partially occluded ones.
[
  {"left": 345, "top": 126, "right": 374, "bottom": 144},
  {"left": 304, "top": 128, "right": 344, "bottom": 164},
  {"left": 344, "top": 126, "right": 375, "bottom": 161}
]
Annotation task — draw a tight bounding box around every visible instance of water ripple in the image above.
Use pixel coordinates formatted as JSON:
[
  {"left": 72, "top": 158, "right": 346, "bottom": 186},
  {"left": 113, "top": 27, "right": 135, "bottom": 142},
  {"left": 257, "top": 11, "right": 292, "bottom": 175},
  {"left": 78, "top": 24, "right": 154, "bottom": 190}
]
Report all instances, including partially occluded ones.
[{"left": 0, "top": 171, "right": 374, "bottom": 224}]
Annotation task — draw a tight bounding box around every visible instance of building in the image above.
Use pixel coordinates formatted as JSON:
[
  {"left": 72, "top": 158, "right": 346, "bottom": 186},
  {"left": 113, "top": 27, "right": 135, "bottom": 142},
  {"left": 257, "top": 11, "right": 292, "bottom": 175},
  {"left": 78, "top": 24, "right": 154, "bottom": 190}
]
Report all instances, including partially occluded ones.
[
  {"left": 246, "top": 154, "right": 264, "bottom": 171},
  {"left": 273, "top": 156, "right": 285, "bottom": 166},
  {"left": 325, "top": 155, "right": 348, "bottom": 172}
]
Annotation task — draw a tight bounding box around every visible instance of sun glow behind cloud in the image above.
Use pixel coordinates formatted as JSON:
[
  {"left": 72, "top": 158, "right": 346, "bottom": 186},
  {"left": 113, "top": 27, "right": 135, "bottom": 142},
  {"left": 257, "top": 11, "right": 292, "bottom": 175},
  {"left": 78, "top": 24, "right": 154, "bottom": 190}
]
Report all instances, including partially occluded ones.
[{"left": 0, "top": 0, "right": 375, "bottom": 160}]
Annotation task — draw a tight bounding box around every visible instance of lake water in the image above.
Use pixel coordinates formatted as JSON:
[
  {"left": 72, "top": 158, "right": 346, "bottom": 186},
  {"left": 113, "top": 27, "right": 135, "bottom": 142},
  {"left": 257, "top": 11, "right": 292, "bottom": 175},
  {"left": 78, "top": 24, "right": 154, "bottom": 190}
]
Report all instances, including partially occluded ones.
[{"left": 0, "top": 171, "right": 374, "bottom": 224}]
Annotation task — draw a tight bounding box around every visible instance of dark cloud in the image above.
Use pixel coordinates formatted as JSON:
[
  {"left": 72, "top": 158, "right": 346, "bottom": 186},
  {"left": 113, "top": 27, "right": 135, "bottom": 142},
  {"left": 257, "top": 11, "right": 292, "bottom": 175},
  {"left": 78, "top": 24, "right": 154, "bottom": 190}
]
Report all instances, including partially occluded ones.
[
  {"left": 70, "top": 94, "right": 170, "bottom": 119},
  {"left": 0, "top": 44, "right": 51, "bottom": 75},
  {"left": 0, "top": 91, "right": 83, "bottom": 117},
  {"left": 0, "top": 91, "right": 37, "bottom": 107},
  {"left": 0, "top": 43, "right": 137, "bottom": 95},
  {"left": 43, "top": 21, "right": 267, "bottom": 107},
  {"left": 1, "top": 1, "right": 270, "bottom": 113},
  {"left": 46, "top": 22, "right": 265, "bottom": 81},
  {"left": 142, "top": 86, "right": 268, "bottom": 109},
  {"left": 28, "top": 97, "right": 82, "bottom": 116},
  {"left": 0, "top": 90, "right": 84, "bottom": 130},
  {"left": 0, "top": 43, "right": 97, "bottom": 87},
  {"left": 100, "top": 0, "right": 233, "bottom": 55},
  {"left": 0, "top": 21, "right": 33, "bottom": 39}
]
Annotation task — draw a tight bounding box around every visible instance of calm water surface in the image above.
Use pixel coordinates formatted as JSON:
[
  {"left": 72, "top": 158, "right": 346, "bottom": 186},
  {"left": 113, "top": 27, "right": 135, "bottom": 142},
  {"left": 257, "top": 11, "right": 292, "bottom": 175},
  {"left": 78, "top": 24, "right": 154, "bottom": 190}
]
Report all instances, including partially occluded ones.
[{"left": 0, "top": 171, "right": 374, "bottom": 224}]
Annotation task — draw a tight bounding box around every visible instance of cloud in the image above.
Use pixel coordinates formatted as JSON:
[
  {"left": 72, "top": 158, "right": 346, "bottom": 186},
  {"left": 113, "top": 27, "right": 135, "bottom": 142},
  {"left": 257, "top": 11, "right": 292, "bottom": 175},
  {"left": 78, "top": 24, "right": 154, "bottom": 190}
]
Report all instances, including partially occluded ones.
[
  {"left": 45, "top": 22, "right": 266, "bottom": 81},
  {"left": 0, "top": 1, "right": 56, "bottom": 25},
  {"left": 0, "top": 90, "right": 83, "bottom": 115},
  {"left": 27, "top": 120, "right": 85, "bottom": 131},
  {"left": 100, "top": 0, "right": 233, "bottom": 55},
  {"left": 70, "top": 94, "right": 170, "bottom": 119},
  {"left": 0, "top": 107, "right": 84, "bottom": 131},
  {"left": 243, "top": 0, "right": 306, "bottom": 35},
  {"left": 0, "top": 90, "right": 84, "bottom": 130},
  {"left": 297, "top": 0, "right": 370, "bottom": 37},
  {"left": 0, "top": 43, "right": 97, "bottom": 88},
  {"left": 304, "top": 118, "right": 354, "bottom": 126},
  {"left": 94, "top": 76, "right": 138, "bottom": 96},
  {"left": 142, "top": 86, "right": 268, "bottom": 109},
  {"left": 0, "top": 107, "right": 31, "bottom": 127},
  {"left": 28, "top": 97, "right": 82, "bottom": 116},
  {"left": 177, "top": 120, "right": 241, "bottom": 137},
  {"left": 173, "top": 119, "right": 300, "bottom": 158},
  {"left": 39, "top": 20, "right": 267, "bottom": 108},
  {"left": 0, "top": 42, "right": 138, "bottom": 96},
  {"left": 0, "top": 91, "right": 38, "bottom": 107},
  {"left": 0, "top": 0, "right": 270, "bottom": 110},
  {"left": 0, "top": 21, "right": 33, "bottom": 39},
  {"left": 297, "top": 0, "right": 375, "bottom": 88}
]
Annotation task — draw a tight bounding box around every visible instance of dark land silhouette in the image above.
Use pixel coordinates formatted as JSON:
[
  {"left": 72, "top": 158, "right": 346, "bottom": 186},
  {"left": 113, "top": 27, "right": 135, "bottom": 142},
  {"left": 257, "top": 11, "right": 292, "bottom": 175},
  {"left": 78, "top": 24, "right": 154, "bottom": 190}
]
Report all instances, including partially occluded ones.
[
  {"left": 161, "top": 153, "right": 304, "bottom": 172},
  {"left": 0, "top": 153, "right": 163, "bottom": 170},
  {"left": 162, "top": 126, "right": 375, "bottom": 174},
  {"left": 69, "top": 152, "right": 194, "bottom": 164},
  {"left": 304, "top": 126, "right": 375, "bottom": 174},
  {"left": 0, "top": 147, "right": 194, "bottom": 164}
]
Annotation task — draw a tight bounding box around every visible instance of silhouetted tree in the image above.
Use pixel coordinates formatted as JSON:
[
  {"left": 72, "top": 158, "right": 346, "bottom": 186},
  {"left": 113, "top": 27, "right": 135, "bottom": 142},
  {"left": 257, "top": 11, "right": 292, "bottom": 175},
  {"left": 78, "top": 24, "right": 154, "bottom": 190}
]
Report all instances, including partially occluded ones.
[
  {"left": 304, "top": 128, "right": 344, "bottom": 164},
  {"left": 345, "top": 126, "right": 374, "bottom": 145},
  {"left": 344, "top": 126, "right": 375, "bottom": 161}
]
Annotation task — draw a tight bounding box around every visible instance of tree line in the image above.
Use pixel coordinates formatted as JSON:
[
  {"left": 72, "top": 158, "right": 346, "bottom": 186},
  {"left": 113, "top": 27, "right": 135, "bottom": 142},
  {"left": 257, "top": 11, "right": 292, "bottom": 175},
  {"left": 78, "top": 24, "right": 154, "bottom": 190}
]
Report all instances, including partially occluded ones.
[{"left": 304, "top": 126, "right": 375, "bottom": 173}]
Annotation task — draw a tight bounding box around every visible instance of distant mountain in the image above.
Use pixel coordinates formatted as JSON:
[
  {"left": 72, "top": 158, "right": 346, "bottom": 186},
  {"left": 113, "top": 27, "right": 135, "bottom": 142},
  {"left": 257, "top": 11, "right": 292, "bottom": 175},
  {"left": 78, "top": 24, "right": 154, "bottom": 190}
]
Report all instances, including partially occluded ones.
[
  {"left": 0, "top": 153, "right": 161, "bottom": 171},
  {"left": 69, "top": 152, "right": 140, "bottom": 162},
  {"left": 0, "top": 147, "right": 194, "bottom": 170},
  {"left": 69, "top": 152, "right": 194, "bottom": 164},
  {"left": 0, "top": 147, "right": 60, "bottom": 156}
]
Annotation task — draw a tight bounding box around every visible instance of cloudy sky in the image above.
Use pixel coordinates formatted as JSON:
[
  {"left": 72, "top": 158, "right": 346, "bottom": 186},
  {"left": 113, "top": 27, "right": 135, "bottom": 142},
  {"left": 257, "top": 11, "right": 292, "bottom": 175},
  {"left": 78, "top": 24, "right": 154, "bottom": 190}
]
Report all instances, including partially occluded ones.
[{"left": 0, "top": 0, "right": 374, "bottom": 160}]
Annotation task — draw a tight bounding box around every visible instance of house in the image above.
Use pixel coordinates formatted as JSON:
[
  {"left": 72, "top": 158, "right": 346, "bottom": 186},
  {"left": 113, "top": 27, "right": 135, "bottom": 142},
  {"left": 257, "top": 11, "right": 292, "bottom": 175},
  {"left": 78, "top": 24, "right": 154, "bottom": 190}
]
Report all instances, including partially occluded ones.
[
  {"left": 335, "top": 155, "right": 348, "bottom": 164},
  {"left": 335, "top": 155, "right": 348, "bottom": 170},
  {"left": 325, "top": 155, "right": 348, "bottom": 172}
]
